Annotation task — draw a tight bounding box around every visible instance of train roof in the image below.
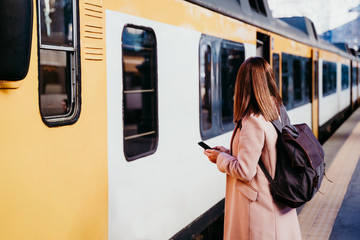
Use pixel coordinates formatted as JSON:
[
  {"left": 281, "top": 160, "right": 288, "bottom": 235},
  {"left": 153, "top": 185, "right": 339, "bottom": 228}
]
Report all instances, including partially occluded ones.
[{"left": 184, "top": 0, "right": 358, "bottom": 60}]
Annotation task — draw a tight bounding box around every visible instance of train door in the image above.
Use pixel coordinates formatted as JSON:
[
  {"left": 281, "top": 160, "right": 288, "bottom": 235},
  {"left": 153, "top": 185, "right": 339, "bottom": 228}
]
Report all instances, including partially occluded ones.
[
  {"left": 256, "top": 32, "right": 270, "bottom": 63},
  {"left": 311, "top": 50, "right": 319, "bottom": 138}
]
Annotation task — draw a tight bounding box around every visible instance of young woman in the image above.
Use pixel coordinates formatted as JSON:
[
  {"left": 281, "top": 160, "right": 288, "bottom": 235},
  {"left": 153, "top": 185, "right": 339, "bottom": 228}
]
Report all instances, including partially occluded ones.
[{"left": 204, "top": 57, "right": 302, "bottom": 239}]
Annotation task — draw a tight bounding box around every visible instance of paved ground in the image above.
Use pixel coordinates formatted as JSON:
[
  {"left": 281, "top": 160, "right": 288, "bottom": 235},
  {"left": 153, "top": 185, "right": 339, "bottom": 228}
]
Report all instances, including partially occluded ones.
[
  {"left": 298, "top": 108, "right": 360, "bottom": 240},
  {"left": 329, "top": 157, "right": 360, "bottom": 240}
]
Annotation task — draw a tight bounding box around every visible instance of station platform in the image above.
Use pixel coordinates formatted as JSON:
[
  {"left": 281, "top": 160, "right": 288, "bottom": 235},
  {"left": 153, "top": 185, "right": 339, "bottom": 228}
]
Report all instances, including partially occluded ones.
[{"left": 298, "top": 107, "right": 360, "bottom": 240}]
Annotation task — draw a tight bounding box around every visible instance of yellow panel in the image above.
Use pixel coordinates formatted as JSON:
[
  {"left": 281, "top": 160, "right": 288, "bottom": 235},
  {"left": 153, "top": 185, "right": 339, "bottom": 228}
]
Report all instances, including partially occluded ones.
[
  {"left": 319, "top": 50, "right": 342, "bottom": 62},
  {"left": 103, "top": 0, "right": 257, "bottom": 45},
  {"left": 0, "top": 0, "right": 108, "bottom": 239},
  {"left": 271, "top": 34, "right": 312, "bottom": 58}
]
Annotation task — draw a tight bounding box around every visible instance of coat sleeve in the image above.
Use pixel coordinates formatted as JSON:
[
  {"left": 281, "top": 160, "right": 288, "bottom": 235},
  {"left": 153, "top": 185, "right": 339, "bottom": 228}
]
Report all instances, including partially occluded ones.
[{"left": 216, "top": 115, "right": 265, "bottom": 182}]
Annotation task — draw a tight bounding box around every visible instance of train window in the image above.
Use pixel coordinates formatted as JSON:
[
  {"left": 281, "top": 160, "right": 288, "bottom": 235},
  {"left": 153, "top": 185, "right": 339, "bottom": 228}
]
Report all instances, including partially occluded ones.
[
  {"left": 37, "top": 0, "right": 80, "bottom": 126},
  {"left": 39, "top": 50, "right": 74, "bottom": 116},
  {"left": 200, "top": 44, "right": 212, "bottom": 132},
  {"left": 39, "top": 0, "right": 74, "bottom": 46},
  {"left": 281, "top": 53, "right": 311, "bottom": 110},
  {"left": 220, "top": 41, "right": 244, "bottom": 132},
  {"left": 122, "top": 26, "right": 158, "bottom": 161},
  {"left": 199, "top": 35, "right": 245, "bottom": 140},
  {"left": 323, "top": 61, "right": 337, "bottom": 96},
  {"left": 272, "top": 53, "right": 280, "bottom": 89},
  {"left": 352, "top": 66, "right": 357, "bottom": 85},
  {"left": 341, "top": 65, "right": 349, "bottom": 90},
  {"left": 0, "top": 0, "right": 32, "bottom": 81}
]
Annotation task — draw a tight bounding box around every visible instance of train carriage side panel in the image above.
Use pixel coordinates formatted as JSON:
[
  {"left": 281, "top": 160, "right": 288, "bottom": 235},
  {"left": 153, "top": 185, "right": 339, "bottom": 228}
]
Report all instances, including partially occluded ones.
[
  {"left": 106, "top": 11, "right": 235, "bottom": 239},
  {"left": 103, "top": 0, "right": 267, "bottom": 238},
  {"left": 287, "top": 104, "right": 312, "bottom": 126}
]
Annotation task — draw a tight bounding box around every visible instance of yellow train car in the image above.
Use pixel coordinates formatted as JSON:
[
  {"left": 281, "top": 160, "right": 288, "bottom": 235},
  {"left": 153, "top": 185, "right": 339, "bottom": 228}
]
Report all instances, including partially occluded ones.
[{"left": 0, "top": 0, "right": 359, "bottom": 239}]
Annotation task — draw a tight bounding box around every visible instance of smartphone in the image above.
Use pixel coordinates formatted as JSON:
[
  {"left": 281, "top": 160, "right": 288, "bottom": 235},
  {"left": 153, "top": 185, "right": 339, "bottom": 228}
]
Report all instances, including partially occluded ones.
[{"left": 198, "top": 141, "right": 212, "bottom": 150}]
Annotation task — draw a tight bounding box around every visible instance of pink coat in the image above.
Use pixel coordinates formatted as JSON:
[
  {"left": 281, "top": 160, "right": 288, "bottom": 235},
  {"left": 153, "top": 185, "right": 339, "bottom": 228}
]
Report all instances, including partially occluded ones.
[{"left": 216, "top": 114, "right": 301, "bottom": 240}]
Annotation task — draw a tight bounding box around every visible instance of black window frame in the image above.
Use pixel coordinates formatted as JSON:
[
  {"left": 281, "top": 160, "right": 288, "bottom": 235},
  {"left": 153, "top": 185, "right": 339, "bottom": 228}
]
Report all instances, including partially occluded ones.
[
  {"left": 199, "top": 40, "right": 213, "bottom": 135},
  {"left": 121, "top": 24, "right": 159, "bottom": 162},
  {"left": 37, "top": 0, "right": 81, "bottom": 127},
  {"left": 199, "top": 35, "right": 245, "bottom": 140}
]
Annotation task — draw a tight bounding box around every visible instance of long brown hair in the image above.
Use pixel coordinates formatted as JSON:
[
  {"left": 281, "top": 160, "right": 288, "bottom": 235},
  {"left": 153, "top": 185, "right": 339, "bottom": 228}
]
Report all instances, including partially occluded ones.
[{"left": 233, "top": 57, "right": 282, "bottom": 123}]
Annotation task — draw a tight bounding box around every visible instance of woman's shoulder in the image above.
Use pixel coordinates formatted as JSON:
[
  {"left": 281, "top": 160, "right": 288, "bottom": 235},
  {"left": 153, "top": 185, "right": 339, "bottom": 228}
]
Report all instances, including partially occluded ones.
[
  {"left": 243, "top": 113, "right": 267, "bottom": 124},
  {"left": 242, "top": 113, "right": 276, "bottom": 136}
]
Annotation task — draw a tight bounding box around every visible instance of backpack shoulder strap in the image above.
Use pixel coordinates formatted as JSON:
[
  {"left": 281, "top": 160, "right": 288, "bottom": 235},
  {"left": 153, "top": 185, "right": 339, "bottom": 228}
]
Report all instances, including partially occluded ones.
[
  {"left": 260, "top": 104, "right": 288, "bottom": 183},
  {"left": 259, "top": 159, "right": 274, "bottom": 183},
  {"left": 271, "top": 104, "right": 299, "bottom": 135},
  {"left": 279, "top": 104, "right": 291, "bottom": 126},
  {"left": 271, "top": 104, "right": 288, "bottom": 132}
]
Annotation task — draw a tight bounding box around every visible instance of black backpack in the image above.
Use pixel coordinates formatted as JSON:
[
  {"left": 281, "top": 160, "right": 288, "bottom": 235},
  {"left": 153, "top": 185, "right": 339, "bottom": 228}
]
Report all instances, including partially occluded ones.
[{"left": 259, "top": 105, "right": 325, "bottom": 208}]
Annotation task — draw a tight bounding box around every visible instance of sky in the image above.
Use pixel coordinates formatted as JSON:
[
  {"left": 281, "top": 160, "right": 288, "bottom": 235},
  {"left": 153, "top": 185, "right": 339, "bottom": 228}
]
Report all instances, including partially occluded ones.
[{"left": 267, "top": 0, "right": 360, "bottom": 34}]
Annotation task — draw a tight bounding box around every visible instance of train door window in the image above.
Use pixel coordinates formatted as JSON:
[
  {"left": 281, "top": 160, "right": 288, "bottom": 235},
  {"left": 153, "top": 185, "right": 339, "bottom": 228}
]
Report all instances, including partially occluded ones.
[
  {"left": 200, "top": 43, "right": 213, "bottom": 132},
  {"left": 352, "top": 66, "right": 357, "bottom": 86},
  {"left": 341, "top": 65, "right": 349, "bottom": 90},
  {"left": 220, "top": 40, "right": 245, "bottom": 132},
  {"left": 122, "top": 25, "right": 158, "bottom": 161},
  {"left": 314, "top": 61, "right": 319, "bottom": 100},
  {"left": 323, "top": 61, "right": 337, "bottom": 97},
  {"left": 256, "top": 32, "right": 270, "bottom": 63},
  {"left": 272, "top": 53, "right": 280, "bottom": 89},
  {"left": 37, "top": 0, "right": 80, "bottom": 126}
]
